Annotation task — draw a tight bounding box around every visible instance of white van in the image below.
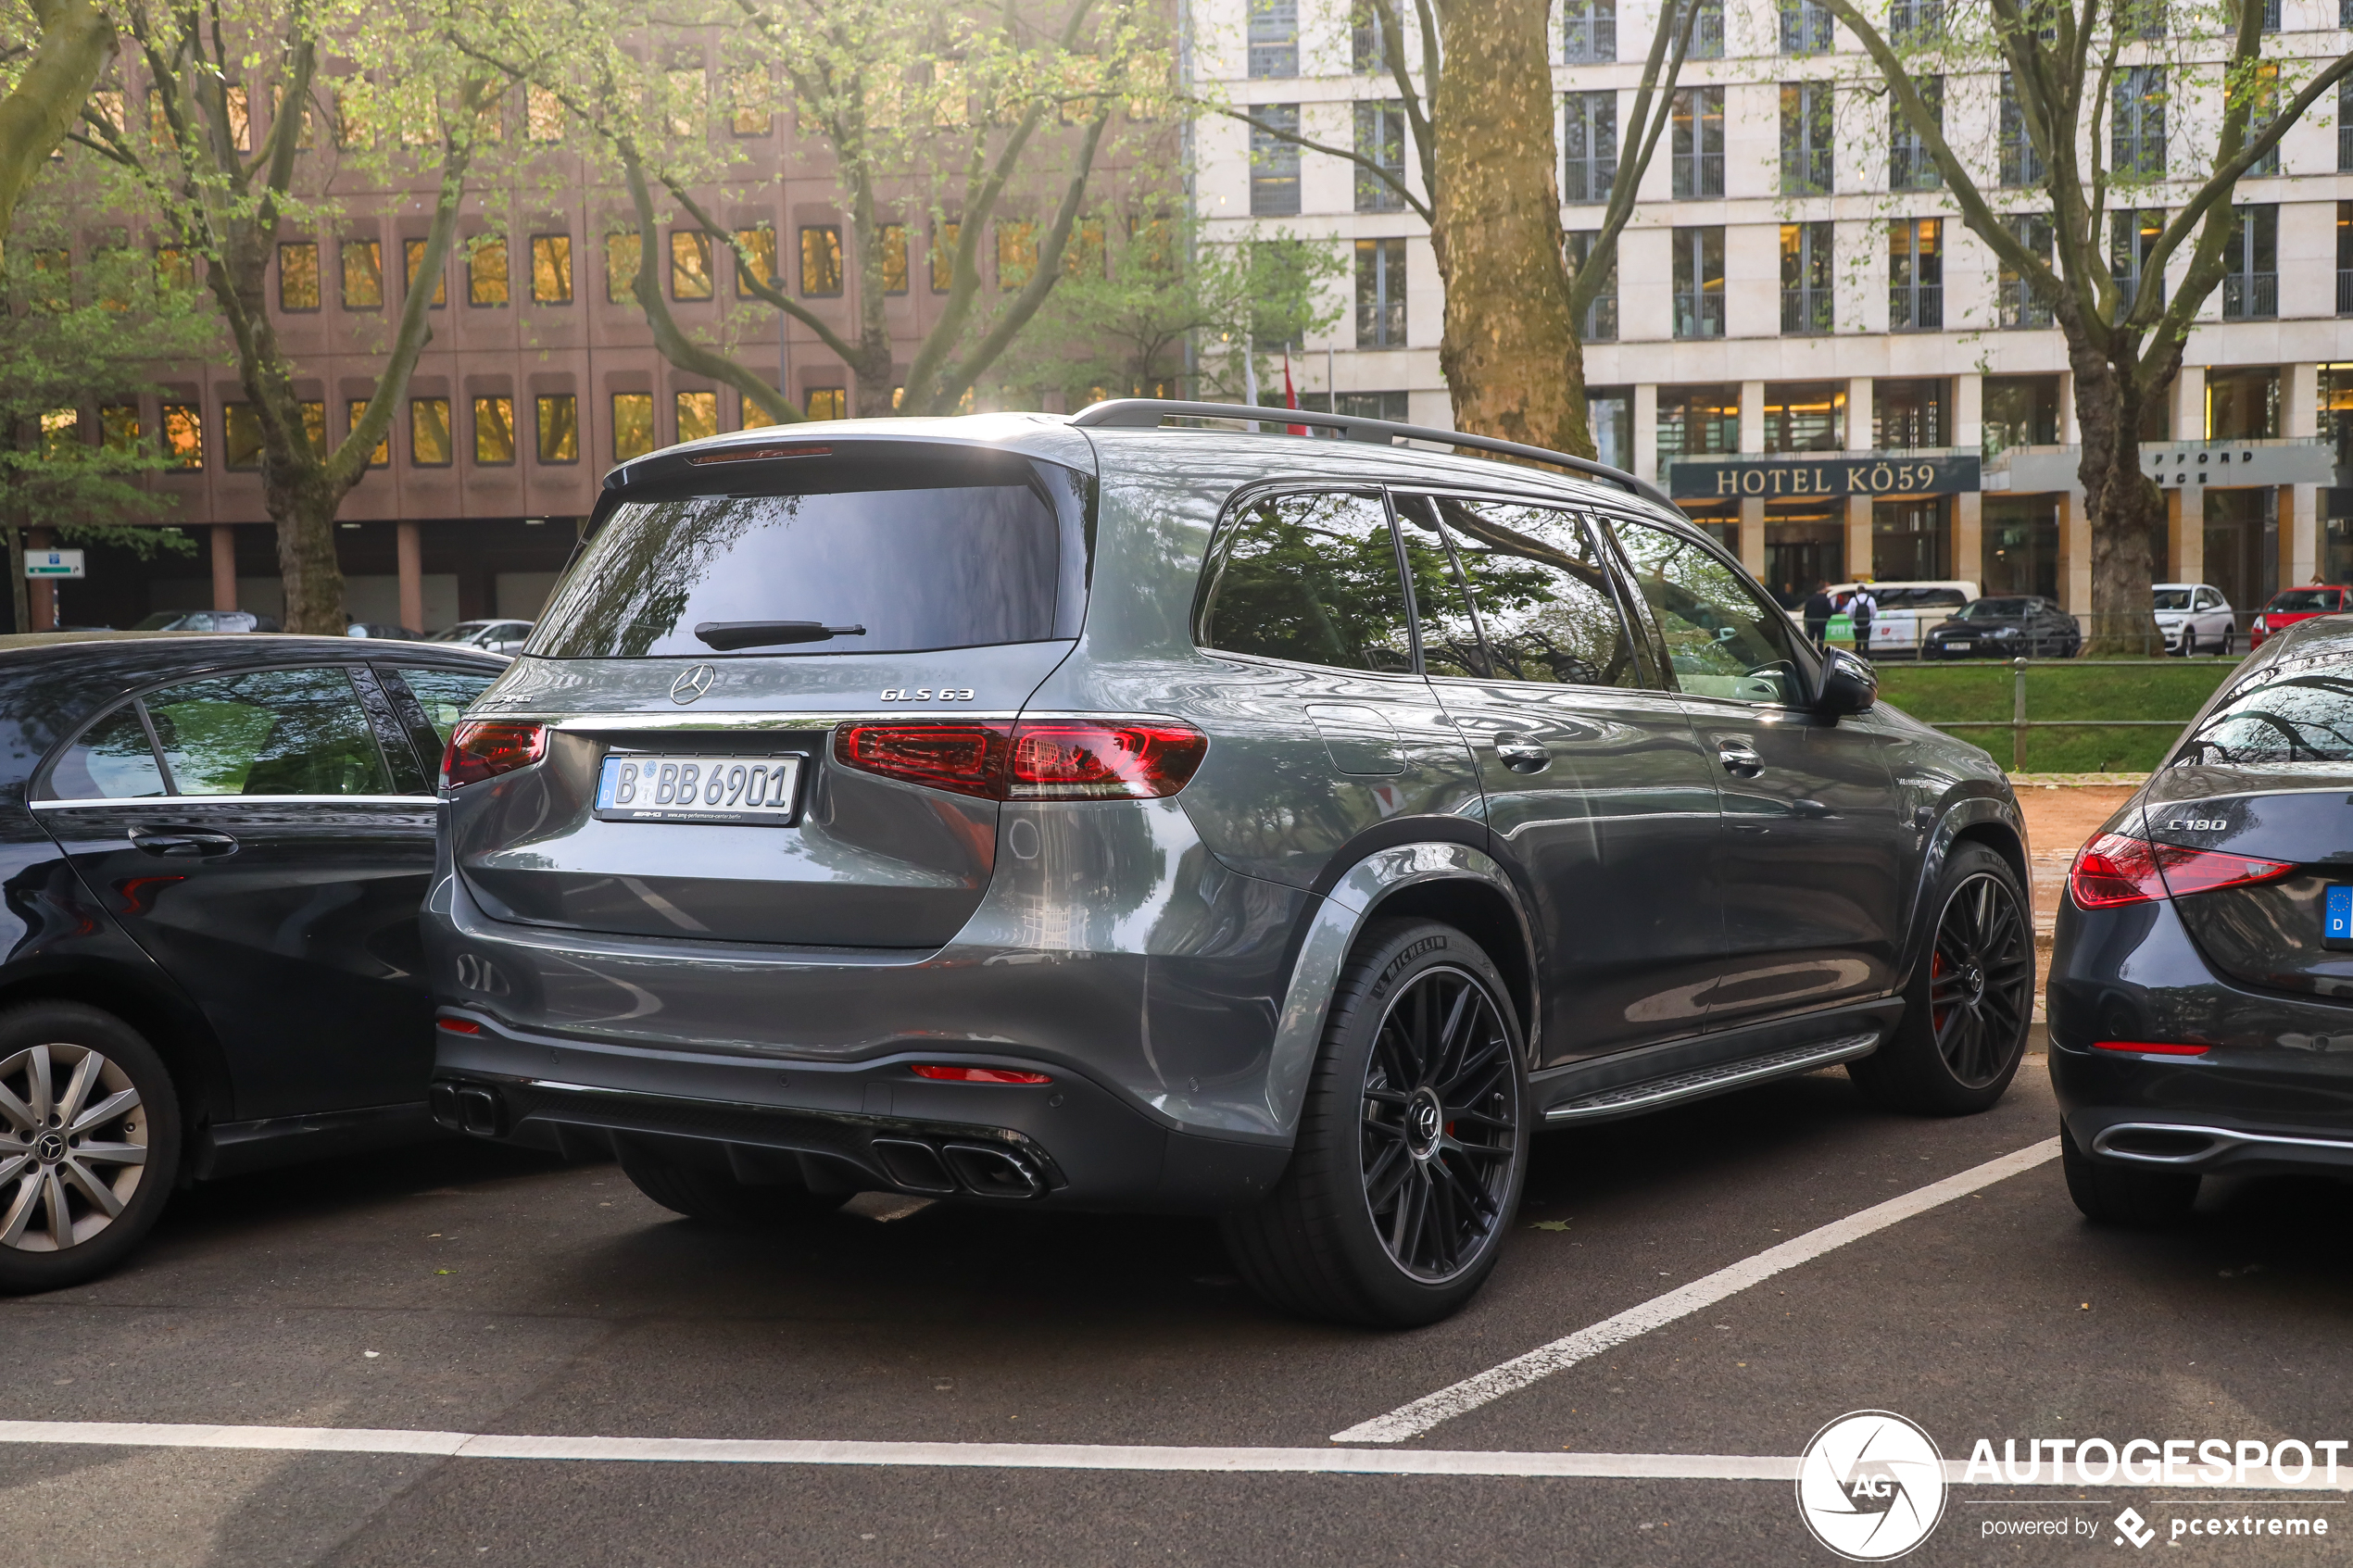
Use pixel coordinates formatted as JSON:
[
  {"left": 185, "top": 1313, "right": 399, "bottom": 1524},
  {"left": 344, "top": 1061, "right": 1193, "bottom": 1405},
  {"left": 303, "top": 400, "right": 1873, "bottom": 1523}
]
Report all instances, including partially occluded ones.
[{"left": 1823, "top": 581, "right": 1980, "bottom": 659}]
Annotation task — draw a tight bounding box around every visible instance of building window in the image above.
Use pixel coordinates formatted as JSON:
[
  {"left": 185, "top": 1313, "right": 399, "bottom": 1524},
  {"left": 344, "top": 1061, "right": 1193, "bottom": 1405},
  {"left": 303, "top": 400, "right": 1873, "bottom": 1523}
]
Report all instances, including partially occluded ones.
[
  {"left": 409, "top": 398, "right": 451, "bottom": 467},
  {"left": 1567, "top": 232, "right": 1617, "bottom": 342},
  {"left": 1355, "top": 236, "right": 1407, "bottom": 347},
  {"left": 1890, "top": 76, "right": 1942, "bottom": 190},
  {"left": 731, "top": 226, "right": 776, "bottom": 295},
  {"left": 1672, "top": 225, "right": 1724, "bottom": 338},
  {"left": 531, "top": 235, "right": 573, "bottom": 304},
  {"left": 1356, "top": 100, "right": 1408, "bottom": 211},
  {"left": 1780, "top": 221, "right": 1832, "bottom": 334},
  {"left": 1982, "top": 375, "right": 2061, "bottom": 458},
  {"left": 930, "top": 220, "right": 960, "bottom": 293},
  {"left": 799, "top": 225, "right": 841, "bottom": 295},
  {"left": 2110, "top": 207, "right": 2165, "bottom": 311},
  {"left": 2261, "top": 0, "right": 2282, "bottom": 29},
  {"left": 2222, "top": 204, "right": 2278, "bottom": 320},
  {"left": 1250, "top": 106, "right": 1301, "bottom": 216},
  {"left": 2206, "top": 367, "right": 2281, "bottom": 441},
  {"left": 1873, "top": 498, "right": 1951, "bottom": 581},
  {"left": 1563, "top": 0, "right": 1616, "bottom": 62},
  {"left": 1780, "top": 82, "right": 1831, "bottom": 194},
  {"left": 1681, "top": 0, "right": 1725, "bottom": 58},
  {"left": 403, "top": 239, "right": 445, "bottom": 307},
  {"left": 297, "top": 401, "right": 326, "bottom": 458},
  {"left": 1780, "top": 0, "right": 1831, "bottom": 55},
  {"left": 536, "top": 395, "right": 578, "bottom": 462},
  {"left": 997, "top": 221, "right": 1037, "bottom": 290},
  {"left": 880, "top": 224, "right": 908, "bottom": 294},
  {"left": 2114, "top": 67, "right": 2166, "bottom": 178},
  {"left": 2000, "top": 213, "right": 2055, "bottom": 328},
  {"left": 339, "top": 240, "right": 381, "bottom": 309},
  {"left": 1352, "top": 1, "right": 1388, "bottom": 71},
  {"left": 1670, "top": 87, "right": 1722, "bottom": 198},
  {"left": 162, "top": 403, "right": 203, "bottom": 469},
  {"left": 612, "top": 393, "right": 655, "bottom": 460},
  {"left": 671, "top": 231, "right": 713, "bottom": 301},
  {"left": 731, "top": 69, "right": 772, "bottom": 135},
  {"left": 1563, "top": 92, "right": 1616, "bottom": 206},
  {"left": 2340, "top": 81, "right": 2353, "bottom": 172},
  {"left": 606, "top": 232, "right": 639, "bottom": 304},
  {"left": 468, "top": 237, "right": 509, "bottom": 307},
  {"left": 1247, "top": 0, "right": 1298, "bottom": 79},
  {"left": 155, "top": 245, "right": 193, "bottom": 294},
  {"left": 277, "top": 242, "right": 320, "bottom": 311},
  {"left": 100, "top": 404, "right": 138, "bottom": 454},
  {"left": 1999, "top": 75, "right": 2044, "bottom": 187},
  {"left": 1655, "top": 383, "right": 1739, "bottom": 479},
  {"left": 473, "top": 395, "right": 515, "bottom": 464},
  {"left": 346, "top": 399, "right": 389, "bottom": 467},
  {"left": 675, "top": 390, "right": 719, "bottom": 444},
  {"left": 224, "top": 404, "right": 263, "bottom": 470},
  {"left": 1888, "top": 218, "right": 1942, "bottom": 331},
  {"left": 1762, "top": 383, "right": 1845, "bottom": 452},
  {"left": 2340, "top": 203, "right": 2353, "bottom": 315},
  {"left": 2246, "top": 61, "right": 2281, "bottom": 176},
  {"left": 1889, "top": 0, "right": 1943, "bottom": 43},
  {"left": 807, "top": 387, "right": 848, "bottom": 420},
  {"left": 1873, "top": 378, "right": 1946, "bottom": 449}
]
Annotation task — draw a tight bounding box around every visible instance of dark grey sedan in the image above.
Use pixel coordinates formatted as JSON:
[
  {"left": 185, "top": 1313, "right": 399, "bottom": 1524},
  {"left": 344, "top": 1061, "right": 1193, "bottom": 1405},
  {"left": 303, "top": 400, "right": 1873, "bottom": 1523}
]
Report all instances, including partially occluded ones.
[{"left": 1920, "top": 596, "right": 2083, "bottom": 659}]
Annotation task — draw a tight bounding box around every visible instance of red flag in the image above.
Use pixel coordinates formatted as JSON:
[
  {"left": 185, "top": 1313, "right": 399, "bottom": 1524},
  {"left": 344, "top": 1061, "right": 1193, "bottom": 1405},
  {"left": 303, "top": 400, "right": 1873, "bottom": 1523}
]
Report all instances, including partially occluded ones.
[{"left": 1283, "top": 356, "right": 1306, "bottom": 436}]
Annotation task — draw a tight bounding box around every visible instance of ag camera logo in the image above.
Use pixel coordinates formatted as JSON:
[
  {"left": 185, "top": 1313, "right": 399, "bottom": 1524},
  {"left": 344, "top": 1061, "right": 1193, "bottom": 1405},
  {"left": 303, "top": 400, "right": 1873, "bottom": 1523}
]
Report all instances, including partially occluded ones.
[{"left": 1796, "top": 1411, "right": 1948, "bottom": 1561}]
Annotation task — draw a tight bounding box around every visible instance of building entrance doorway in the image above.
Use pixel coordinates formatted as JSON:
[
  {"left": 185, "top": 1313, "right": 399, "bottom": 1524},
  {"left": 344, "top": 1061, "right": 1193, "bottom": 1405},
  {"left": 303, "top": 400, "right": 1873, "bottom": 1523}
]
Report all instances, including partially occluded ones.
[{"left": 2202, "top": 487, "right": 2277, "bottom": 614}]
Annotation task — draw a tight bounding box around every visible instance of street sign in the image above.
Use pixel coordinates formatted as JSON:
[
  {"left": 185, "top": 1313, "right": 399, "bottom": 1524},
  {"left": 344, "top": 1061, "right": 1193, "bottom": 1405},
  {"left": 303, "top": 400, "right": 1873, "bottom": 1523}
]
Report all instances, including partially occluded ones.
[{"left": 25, "top": 549, "right": 84, "bottom": 580}]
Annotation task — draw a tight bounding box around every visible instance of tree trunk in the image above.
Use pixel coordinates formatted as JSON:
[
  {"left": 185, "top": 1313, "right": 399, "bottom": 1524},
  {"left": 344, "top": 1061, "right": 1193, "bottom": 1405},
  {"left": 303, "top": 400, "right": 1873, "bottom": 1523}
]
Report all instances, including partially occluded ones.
[
  {"left": 0, "top": 0, "right": 113, "bottom": 241},
  {"left": 265, "top": 466, "right": 354, "bottom": 633},
  {"left": 2065, "top": 321, "right": 2173, "bottom": 657},
  {"left": 1429, "top": 0, "right": 1589, "bottom": 459}
]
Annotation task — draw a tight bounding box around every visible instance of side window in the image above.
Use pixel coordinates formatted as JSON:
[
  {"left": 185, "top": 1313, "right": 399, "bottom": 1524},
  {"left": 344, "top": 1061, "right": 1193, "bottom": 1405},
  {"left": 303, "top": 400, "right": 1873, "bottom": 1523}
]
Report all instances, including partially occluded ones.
[
  {"left": 1196, "top": 491, "right": 1414, "bottom": 672},
  {"left": 392, "top": 667, "right": 496, "bottom": 749},
  {"left": 47, "top": 707, "right": 167, "bottom": 799},
  {"left": 1389, "top": 496, "right": 1491, "bottom": 679},
  {"left": 1403, "top": 495, "right": 1646, "bottom": 689},
  {"left": 143, "top": 668, "right": 394, "bottom": 797},
  {"left": 1608, "top": 515, "right": 1809, "bottom": 706}
]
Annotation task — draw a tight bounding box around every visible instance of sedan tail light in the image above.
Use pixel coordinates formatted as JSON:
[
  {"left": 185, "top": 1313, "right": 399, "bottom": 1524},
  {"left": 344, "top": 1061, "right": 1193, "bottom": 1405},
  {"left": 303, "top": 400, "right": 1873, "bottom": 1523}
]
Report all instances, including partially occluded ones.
[
  {"left": 834, "top": 719, "right": 1206, "bottom": 801},
  {"left": 442, "top": 721, "right": 547, "bottom": 790},
  {"left": 2069, "top": 831, "right": 2293, "bottom": 909}
]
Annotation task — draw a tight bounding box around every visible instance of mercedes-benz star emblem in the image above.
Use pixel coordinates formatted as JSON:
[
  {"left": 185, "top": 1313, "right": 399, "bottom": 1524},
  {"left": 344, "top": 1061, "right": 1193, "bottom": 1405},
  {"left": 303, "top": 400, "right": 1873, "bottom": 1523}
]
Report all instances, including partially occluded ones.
[{"left": 670, "top": 665, "right": 717, "bottom": 705}]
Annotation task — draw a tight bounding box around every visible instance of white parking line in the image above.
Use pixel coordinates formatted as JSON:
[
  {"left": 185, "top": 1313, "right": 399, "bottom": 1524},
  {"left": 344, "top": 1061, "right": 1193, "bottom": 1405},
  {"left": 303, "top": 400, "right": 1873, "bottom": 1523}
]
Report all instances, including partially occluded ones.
[{"left": 1330, "top": 1137, "right": 2063, "bottom": 1445}]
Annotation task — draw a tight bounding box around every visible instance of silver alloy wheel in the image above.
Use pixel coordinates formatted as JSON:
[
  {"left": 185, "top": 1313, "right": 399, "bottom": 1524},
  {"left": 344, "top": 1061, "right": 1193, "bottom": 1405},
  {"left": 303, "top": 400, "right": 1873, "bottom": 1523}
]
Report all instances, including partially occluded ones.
[{"left": 0, "top": 1042, "right": 148, "bottom": 1252}]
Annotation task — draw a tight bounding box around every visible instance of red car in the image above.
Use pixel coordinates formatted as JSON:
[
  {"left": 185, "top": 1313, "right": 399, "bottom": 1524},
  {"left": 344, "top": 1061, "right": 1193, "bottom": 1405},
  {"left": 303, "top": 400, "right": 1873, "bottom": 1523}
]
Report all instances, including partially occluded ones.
[{"left": 2249, "top": 585, "right": 2353, "bottom": 648}]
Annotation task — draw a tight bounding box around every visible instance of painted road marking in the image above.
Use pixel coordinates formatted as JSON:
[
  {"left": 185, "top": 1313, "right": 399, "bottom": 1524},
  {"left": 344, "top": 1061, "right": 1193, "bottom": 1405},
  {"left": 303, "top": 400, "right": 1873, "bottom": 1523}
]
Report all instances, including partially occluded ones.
[
  {"left": 0, "top": 1422, "right": 2347, "bottom": 1488},
  {"left": 1330, "top": 1137, "right": 2063, "bottom": 1445}
]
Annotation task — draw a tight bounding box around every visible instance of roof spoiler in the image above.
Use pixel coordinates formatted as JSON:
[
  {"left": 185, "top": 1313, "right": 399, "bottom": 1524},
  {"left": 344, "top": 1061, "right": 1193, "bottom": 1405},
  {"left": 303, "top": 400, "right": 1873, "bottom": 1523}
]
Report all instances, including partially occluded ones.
[{"left": 1067, "top": 398, "right": 1678, "bottom": 511}]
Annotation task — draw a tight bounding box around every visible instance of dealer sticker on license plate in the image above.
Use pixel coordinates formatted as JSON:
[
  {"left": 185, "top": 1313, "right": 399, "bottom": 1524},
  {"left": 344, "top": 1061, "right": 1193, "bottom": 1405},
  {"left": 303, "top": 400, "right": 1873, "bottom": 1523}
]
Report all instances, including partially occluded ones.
[
  {"left": 595, "top": 755, "right": 802, "bottom": 825},
  {"left": 2326, "top": 885, "right": 2353, "bottom": 948}
]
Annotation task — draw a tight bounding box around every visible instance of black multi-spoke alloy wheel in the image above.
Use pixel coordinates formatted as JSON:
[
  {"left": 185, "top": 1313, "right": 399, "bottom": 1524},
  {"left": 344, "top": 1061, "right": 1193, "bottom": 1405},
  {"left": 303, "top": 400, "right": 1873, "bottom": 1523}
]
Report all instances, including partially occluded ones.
[
  {"left": 0, "top": 1002, "right": 182, "bottom": 1295},
  {"left": 1222, "top": 919, "right": 1528, "bottom": 1327},
  {"left": 616, "top": 1136, "right": 853, "bottom": 1226},
  {"left": 2059, "top": 1123, "right": 2198, "bottom": 1227},
  {"left": 1851, "top": 843, "right": 2033, "bottom": 1115}
]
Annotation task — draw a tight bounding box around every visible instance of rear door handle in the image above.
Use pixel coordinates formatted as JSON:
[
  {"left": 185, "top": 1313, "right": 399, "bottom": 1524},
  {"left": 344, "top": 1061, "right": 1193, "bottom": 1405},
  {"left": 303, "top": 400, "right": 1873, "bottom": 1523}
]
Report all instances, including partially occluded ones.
[
  {"left": 1717, "top": 742, "right": 1764, "bottom": 778},
  {"left": 1492, "top": 733, "right": 1551, "bottom": 772},
  {"left": 129, "top": 827, "right": 240, "bottom": 859}
]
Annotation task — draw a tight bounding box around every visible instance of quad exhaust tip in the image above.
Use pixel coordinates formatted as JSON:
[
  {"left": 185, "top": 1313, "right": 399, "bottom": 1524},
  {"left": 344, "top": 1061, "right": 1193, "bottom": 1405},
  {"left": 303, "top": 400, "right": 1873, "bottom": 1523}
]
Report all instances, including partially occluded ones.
[
  {"left": 428, "top": 1081, "right": 506, "bottom": 1139},
  {"left": 872, "top": 1136, "right": 1047, "bottom": 1199}
]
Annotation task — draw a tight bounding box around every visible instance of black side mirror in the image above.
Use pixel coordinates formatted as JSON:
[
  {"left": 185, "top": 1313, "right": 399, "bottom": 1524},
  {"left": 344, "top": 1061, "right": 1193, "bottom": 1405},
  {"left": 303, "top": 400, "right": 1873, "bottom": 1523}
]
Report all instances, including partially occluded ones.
[{"left": 1816, "top": 646, "right": 1877, "bottom": 717}]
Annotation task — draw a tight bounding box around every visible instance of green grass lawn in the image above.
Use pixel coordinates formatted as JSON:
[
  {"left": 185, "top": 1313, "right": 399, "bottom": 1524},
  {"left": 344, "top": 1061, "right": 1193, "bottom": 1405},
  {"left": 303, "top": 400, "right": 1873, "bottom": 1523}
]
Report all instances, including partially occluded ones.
[{"left": 1872, "top": 659, "right": 2242, "bottom": 772}]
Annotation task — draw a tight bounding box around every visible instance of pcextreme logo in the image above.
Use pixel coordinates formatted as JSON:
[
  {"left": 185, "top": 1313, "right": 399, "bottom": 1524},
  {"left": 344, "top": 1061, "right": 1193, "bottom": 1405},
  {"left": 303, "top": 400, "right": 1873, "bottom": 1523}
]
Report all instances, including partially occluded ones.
[{"left": 1796, "top": 1411, "right": 1948, "bottom": 1561}]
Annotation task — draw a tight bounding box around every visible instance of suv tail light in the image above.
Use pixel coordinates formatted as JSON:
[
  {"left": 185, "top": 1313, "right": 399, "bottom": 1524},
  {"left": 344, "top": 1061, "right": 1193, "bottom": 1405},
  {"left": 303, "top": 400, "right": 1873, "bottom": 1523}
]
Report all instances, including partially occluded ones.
[
  {"left": 2069, "top": 831, "right": 2293, "bottom": 909},
  {"left": 834, "top": 719, "right": 1206, "bottom": 801},
  {"left": 442, "top": 721, "right": 547, "bottom": 790}
]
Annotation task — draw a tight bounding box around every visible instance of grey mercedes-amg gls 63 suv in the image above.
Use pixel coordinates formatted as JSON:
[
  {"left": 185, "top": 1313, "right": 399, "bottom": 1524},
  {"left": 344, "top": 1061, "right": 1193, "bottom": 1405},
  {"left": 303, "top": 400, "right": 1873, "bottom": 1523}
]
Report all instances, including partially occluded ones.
[{"left": 422, "top": 401, "right": 2031, "bottom": 1326}]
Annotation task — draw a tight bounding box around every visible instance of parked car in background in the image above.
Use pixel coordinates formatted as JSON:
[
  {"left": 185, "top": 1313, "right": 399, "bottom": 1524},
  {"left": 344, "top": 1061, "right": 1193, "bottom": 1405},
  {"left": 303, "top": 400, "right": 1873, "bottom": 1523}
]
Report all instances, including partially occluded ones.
[
  {"left": 2152, "top": 583, "right": 2236, "bottom": 656},
  {"left": 126, "top": 610, "right": 281, "bottom": 633},
  {"left": 0, "top": 632, "right": 505, "bottom": 1292},
  {"left": 426, "top": 619, "right": 535, "bottom": 655},
  {"left": 1826, "top": 580, "right": 1979, "bottom": 658},
  {"left": 2052, "top": 615, "right": 2353, "bottom": 1224},
  {"left": 2248, "top": 585, "right": 2352, "bottom": 649},
  {"left": 1920, "top": 596, "right": 2083, "bottom": 659}
]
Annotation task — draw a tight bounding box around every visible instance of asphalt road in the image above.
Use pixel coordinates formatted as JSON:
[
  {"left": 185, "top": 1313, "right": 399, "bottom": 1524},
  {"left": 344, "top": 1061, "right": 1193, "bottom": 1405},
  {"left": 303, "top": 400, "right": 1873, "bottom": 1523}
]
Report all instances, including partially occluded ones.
[{"left": 5, "top": 1047, "right": 2350, "bottom": 1568}]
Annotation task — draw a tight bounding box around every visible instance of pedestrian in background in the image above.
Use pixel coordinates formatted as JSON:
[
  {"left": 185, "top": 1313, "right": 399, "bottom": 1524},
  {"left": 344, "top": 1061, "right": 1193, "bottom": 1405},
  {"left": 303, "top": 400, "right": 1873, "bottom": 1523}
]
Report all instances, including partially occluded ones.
[
  {"left": 1848, "top": 582, "right": 1878, "bottom": 658},
  {"left": 1803, "top": 581, "right": 1834, "bottom": 650}
]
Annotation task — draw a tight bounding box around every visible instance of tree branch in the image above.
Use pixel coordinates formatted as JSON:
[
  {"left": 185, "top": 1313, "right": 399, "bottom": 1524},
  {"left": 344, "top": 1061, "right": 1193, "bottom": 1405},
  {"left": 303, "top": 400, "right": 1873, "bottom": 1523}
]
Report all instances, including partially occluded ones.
[{"left": 1195, "top": 98, "right": 1428, "bottom": 221}]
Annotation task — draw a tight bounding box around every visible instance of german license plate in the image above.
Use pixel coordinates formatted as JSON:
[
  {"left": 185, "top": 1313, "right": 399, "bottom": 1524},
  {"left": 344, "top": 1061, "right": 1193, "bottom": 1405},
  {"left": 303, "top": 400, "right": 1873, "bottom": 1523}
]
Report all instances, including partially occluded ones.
[
  {"left": 2326, "top": 885, "right": 2353, "bottom": 949},
  {"left": 1946, "top": 640, "right": 1972, "bottom": 651},
  {"left": 595, "top": 755, "right": 802, "bottom": 825}
]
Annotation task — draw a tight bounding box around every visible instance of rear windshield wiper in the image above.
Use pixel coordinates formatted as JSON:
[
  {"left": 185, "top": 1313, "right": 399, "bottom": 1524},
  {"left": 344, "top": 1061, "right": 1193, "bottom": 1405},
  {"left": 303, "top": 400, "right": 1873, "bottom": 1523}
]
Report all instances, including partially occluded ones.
[{"left": 693, "top": 621, "right": 868, "bottom": 651}]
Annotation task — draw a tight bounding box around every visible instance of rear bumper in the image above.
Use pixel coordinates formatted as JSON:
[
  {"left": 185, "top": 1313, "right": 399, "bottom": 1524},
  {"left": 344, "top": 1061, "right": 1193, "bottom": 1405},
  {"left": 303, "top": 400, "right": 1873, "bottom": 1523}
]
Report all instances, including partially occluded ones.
[{"left": 432, "top": 1011, "right": 1290, "bottom": 1213}]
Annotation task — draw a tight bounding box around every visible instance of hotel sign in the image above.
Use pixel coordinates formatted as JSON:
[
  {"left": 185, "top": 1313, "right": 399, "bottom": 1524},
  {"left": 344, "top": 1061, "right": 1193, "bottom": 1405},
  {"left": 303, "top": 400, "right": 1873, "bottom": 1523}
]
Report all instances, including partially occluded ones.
[{"left": 1667, "top": 454, "right": 1981, "bottom": 500}]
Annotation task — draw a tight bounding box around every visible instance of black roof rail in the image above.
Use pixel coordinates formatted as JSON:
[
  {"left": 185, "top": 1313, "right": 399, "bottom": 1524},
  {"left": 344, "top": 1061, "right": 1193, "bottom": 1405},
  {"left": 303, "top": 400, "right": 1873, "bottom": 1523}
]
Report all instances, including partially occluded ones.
[{"left": 1067, "top": 397, "right": 1678, "bottom": 511}]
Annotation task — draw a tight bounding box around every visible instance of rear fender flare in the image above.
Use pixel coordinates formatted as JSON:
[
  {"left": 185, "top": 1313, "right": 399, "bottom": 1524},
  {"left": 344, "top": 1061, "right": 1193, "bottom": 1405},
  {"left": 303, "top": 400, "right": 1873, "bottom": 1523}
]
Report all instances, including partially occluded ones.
[{"left": 1262, "top": 843, "right": 1531, "bottom": 1139}]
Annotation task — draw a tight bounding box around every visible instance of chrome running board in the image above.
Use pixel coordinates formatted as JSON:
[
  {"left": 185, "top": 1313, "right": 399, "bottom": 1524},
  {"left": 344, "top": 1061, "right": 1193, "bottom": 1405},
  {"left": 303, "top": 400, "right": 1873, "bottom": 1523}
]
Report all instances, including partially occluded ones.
[{"left": 1543, "top": 1033, "right": 1881, "bottom": 1124}]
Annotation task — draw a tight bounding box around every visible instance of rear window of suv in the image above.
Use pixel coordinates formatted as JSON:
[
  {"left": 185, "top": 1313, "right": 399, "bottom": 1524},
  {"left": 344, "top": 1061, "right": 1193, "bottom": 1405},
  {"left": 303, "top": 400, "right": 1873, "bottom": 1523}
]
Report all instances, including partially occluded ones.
[{"left": 531, "top": 448, "right": 1091, "bottom": 658}]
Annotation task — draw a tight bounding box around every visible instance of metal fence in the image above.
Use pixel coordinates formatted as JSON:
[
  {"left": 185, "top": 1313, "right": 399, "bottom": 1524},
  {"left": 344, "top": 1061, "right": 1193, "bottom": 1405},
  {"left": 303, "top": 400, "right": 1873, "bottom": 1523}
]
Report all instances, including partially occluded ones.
[{"left": 1914, "top": 657, "right": 2203, "bottom": 771}]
